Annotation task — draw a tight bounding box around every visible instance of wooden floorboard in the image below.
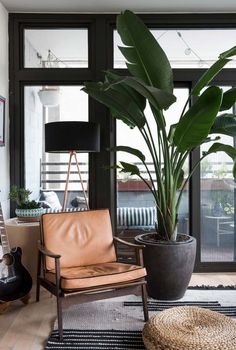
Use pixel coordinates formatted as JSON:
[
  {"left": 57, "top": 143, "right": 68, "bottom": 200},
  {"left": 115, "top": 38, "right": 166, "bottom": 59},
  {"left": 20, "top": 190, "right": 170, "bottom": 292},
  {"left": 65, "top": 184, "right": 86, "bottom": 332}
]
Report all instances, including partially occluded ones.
[
  {"left": 189, "top": 272, "right": 236, "bottom": 286},
  {"left": 0, "top": 274, "right": 235, "bottom": 350}
]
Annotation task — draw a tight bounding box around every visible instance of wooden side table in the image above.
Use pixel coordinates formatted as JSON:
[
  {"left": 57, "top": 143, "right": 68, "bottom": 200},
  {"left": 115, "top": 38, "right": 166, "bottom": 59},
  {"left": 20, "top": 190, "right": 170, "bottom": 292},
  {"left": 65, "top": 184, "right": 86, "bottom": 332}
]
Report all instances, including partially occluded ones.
[
  {"left": 116, "top": 229, "right": 143, "bottom": 263},
  {"left": 5, "top": 218, "right": 40, "bottom": 283}
]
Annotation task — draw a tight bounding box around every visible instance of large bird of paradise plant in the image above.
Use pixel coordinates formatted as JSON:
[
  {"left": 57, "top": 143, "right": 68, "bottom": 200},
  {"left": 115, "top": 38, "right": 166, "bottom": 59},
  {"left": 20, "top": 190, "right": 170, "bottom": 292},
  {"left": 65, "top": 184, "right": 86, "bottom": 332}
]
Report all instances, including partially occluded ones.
[{"left": 83, "top": 10, "right": 236, "bottom": 241}]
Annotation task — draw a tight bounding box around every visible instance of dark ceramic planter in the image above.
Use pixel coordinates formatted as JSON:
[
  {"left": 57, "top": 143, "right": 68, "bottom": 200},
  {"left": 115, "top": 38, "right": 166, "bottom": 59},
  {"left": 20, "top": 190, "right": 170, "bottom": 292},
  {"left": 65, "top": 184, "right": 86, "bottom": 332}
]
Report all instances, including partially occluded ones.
[{"left": 135, "top": 233, "right": 196, "bottom": 300}]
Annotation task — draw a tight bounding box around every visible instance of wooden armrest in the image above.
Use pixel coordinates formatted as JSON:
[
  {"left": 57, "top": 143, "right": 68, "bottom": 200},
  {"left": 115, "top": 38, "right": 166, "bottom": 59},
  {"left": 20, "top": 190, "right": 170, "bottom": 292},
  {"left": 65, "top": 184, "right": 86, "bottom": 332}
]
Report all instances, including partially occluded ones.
[
  {"left": 113, "top": 236, "right": 145, "bottom": 267},
  {"left": 113, "top": 236, "right": 145, "bottom": 249},
  {"left": 37, "top": 241, "right": 61, "bottom": 259}
]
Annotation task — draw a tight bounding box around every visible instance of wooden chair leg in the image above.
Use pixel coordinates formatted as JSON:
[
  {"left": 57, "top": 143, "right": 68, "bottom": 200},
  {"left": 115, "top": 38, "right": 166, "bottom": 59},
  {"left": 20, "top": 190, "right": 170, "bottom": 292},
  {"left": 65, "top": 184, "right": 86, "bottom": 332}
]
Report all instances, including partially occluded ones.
[
  {"left": 36, "top": 250, "right": 41, "bottom": 302},
  {"left": 56, "top": 294, "right": 63, "bottom": 340},
  {"left": 0, "top": 302, "right": 10, "bottom": 315},
  {"left": 36, "top": 278, "right": 40, "bottom": 302},
  {"left": 21, "top": 293, "right": 31, "bottom": 305},
  {"left": 141, "top": 283, "right": 149, "bottom": 322}
]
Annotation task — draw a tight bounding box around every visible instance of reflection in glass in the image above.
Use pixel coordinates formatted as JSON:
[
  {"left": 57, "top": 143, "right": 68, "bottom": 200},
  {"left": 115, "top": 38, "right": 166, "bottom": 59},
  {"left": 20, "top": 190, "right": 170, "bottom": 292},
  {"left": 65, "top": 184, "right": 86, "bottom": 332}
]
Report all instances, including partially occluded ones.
[
  {"left": 201, "top": 87, "right": 236, "bottom": 262},
  {"left": 114, "top": 29, "right": 236, "bottom": 69},
  {"left": 24, "top": 29, "right": 88, "bottom": 68}
]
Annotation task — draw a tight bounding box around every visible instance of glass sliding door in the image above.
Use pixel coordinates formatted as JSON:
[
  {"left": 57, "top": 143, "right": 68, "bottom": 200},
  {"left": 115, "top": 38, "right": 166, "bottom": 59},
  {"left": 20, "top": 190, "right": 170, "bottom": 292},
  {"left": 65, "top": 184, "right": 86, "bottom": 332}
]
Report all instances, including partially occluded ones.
[
  {"left": 24, "top": 85, "right": 89, "bottom": 209},
  {"left": 200, "top": 87, "right": 236, "bottom": 264},
  {"left": 114, "top": 25, "right": 236, "bottom": 270},
  {"left": 116, "top": 88, "right": 190, "bottom": 235}
]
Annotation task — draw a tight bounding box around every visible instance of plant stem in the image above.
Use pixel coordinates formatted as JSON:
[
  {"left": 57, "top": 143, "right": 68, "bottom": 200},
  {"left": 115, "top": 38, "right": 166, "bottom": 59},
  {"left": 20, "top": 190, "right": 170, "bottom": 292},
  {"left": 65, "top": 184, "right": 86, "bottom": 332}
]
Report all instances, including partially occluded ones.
[
  {"left": 176, "top": 153, "right": 206, "bottom": 211},
  {"left": 179, "top": 94, "right": 191, "bottom": 120},
  {"left": 140, "top": 125, "right": 166, "bottom": 209}
]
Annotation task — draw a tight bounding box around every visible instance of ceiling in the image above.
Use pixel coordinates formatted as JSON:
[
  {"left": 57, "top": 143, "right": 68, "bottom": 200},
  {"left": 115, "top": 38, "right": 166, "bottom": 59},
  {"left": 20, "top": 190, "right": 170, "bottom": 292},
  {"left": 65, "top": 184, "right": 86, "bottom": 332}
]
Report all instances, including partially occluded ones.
[{"left": 1, "top": 0, "right": 236, "bottom": 13}]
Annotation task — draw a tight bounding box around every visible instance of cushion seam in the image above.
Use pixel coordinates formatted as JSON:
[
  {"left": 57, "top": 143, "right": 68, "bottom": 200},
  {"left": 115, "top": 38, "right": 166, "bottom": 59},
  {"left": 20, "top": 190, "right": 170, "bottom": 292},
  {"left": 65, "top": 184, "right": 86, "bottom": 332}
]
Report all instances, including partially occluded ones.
[{"left": 46, "top": 266, "right": 145, "bottom": 280}]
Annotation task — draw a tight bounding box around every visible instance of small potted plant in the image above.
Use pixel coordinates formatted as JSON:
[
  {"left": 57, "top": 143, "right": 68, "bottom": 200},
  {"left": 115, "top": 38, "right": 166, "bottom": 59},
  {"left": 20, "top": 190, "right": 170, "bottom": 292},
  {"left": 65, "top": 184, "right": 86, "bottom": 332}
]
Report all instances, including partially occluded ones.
[{"left": 9, "top": 185, "right": 44, "bottom": 222}]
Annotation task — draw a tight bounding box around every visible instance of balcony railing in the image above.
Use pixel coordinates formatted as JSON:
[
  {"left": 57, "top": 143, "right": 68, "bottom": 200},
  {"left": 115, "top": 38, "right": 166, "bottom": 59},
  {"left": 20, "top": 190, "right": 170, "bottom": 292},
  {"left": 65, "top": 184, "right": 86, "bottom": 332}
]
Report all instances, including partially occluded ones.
[{"left": 40, "top": 160, "right": 235, "bottom": 190}]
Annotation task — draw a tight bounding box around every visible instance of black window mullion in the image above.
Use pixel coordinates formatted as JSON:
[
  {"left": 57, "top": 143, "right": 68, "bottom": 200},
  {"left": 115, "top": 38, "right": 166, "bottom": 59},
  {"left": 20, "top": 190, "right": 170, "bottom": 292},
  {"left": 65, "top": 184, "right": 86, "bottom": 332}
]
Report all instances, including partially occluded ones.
[
  {"left": 88, "top": 18, "right": 117, "bottom": 231},
  {"left": 16, "top": 69, "right": 93, "bottom": 83}
]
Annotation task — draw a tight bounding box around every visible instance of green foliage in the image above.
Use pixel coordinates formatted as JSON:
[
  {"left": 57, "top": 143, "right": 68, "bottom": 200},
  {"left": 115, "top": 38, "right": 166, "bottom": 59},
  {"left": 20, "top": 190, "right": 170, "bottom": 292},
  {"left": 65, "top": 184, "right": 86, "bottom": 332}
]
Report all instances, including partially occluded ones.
[
  {"left": 83, "top": 10, "right": 236, "bottom": 241},
  {"left": 224, "top": 203, "right": 234, "bottom": 215},
  {"left": 201, "top": 158, "right": 212, "bottom": 178},
  {"left": 9, "top": 185, "right": 41, "bottom": 209},
  {"left": 173, "top": 87, "right": 223, "bottom": 152},
  {"left": 212, "top": 163, "right": 228, "bottom": 179},
  {"left": 211, "top": 190, "right": 234, "bottom": 216},
  {"left": 220, "top": 88, "right": 236, "bottom": 111}
]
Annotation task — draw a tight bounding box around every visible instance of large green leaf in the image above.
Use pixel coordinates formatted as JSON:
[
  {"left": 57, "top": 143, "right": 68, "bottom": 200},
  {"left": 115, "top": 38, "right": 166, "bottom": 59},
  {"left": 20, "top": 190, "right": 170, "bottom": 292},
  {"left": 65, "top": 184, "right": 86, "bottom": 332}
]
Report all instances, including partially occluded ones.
[
  {"left": 173, "top": 86, "right": 223, "bottom": 153},
  {"left": 192, "top": 45, "right": 236, "bottom": 97},
  {"left": 110, "top": 146, "right": 146, "bottom": 162},
  {"left": 106, "top": 71, "right": 176, "bottom": 111},
  {"left": 105, "top": 72, "right": 176, "bottom": 129},
  {"left": 105, "top": 71, "right": 146, "bottom": 111},
  {"left": 168, "top": 123, "right": 177, "bottom": 144},
  {"left": 219, "top": 46, "right": 236, "bottom": 59},
  {"left": 220, "top": 88, "right": 236, "bottom": 111},
  {"left": 210, "top": 114, "right": 236, "bottom": 136},
  {"left": 192, "top": 59, "right": 230, "bottom": 96},
  {"left": 82, "top": 82, "right": 145, "bottom": 128},
  {"left": 110, "top": 108, "right": 135, "bottom": 128},
  {"left": 119, "top": 76, "right": 176, "bottom": 111},
  {"left": 204, "top": 142, "right": 236, "bottom": 159},
  {"left": 203, "top": 142, "right": 236, "bottom": 178},
  {"left": 117, "top": 10, "right": 173, "bottom": 93},
  {"left": 119, "top": 161, "right": 141, "bottom": 176}
]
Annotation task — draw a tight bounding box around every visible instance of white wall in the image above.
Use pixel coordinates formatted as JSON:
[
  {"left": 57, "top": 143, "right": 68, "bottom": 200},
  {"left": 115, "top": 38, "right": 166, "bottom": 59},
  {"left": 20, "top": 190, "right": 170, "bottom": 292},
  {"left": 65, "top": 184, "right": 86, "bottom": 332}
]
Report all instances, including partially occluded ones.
[
  {"left": 24, "top": 86, "right": 43, "bottom": 200},
  {"left": 0, "top": 2, "right": 9, "bottom": 218}
]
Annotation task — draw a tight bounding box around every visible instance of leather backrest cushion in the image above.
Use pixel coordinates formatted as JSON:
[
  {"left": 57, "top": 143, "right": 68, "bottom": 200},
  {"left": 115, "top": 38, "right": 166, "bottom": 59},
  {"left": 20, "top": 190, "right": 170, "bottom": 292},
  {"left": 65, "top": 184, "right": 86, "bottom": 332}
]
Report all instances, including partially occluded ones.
[{"left": 41, "top": 209, "right": 116, "bottom": 270}]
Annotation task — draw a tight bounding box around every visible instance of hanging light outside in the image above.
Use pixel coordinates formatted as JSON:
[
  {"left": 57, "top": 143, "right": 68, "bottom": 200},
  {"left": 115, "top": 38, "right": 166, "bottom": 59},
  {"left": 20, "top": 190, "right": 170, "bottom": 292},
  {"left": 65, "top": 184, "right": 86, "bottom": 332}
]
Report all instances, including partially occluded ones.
[
  {"left": 38, "top": 88, "right": 60, "bottom": 107},
  {"left": 38, "top": 49, "right": 61, "bottom": 107}
]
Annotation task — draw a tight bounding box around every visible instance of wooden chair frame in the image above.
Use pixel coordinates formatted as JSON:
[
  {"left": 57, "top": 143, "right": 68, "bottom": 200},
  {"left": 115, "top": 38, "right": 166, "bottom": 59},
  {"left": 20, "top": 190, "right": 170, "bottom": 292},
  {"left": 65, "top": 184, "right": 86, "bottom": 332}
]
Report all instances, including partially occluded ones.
[{"left": 36, "top": 236, "right": 149, "bottom": 340}]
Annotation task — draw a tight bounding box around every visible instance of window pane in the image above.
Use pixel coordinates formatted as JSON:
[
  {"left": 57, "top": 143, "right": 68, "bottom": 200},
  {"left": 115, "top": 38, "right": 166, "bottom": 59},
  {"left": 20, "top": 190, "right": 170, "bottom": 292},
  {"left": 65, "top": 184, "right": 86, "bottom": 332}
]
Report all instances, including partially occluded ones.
[
  {"left": 24, "top": 29, "right": 88, "bottom": 68},
  {"left": 116, "top": 88, "right": 189, "bottom": 236},
  {"left": 114, "top": 29, "right": 236, "bottom": 69},
  {"left": 24, "top": 85, "right": 89, "bottom": 209},
  {"left": 200, "top": 86, "right": 236, "bottom": 262}
]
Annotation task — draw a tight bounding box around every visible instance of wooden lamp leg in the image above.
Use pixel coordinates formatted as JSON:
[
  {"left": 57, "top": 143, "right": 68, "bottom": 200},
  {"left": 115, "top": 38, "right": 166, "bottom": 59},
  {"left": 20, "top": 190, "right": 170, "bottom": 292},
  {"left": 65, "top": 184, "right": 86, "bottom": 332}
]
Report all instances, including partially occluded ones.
[
  {"left": 73, "top": 151, "right": 89, "bottom": 210},
  {"left": 62, "top": 151, "right": 73, "bottom": 211},
  {"left": 62, "top": 150, "right": 89, "bottom": 211}
]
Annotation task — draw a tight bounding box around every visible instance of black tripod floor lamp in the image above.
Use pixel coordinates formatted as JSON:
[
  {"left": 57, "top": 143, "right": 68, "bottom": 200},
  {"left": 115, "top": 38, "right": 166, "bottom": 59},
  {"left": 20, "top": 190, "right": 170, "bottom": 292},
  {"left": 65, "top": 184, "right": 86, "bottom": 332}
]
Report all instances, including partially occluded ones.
[{"left": 45, "top": 121, "right": 100, "bottom": 211}]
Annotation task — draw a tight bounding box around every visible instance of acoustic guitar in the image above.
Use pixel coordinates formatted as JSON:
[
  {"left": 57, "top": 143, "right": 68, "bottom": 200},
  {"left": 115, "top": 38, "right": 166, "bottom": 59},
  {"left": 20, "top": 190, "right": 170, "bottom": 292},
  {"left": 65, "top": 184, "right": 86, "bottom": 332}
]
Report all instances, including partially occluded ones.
[{"left": 0, "top": 203, "right": 32, "bottom": 302}]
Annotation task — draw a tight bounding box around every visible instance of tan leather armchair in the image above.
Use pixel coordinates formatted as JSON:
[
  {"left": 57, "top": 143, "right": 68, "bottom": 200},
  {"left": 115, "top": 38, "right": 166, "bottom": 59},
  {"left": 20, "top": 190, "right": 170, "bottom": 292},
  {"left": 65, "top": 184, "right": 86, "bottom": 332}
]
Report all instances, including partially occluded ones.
[{"left": 36, "top": 209, "right": 148, "bottom": 340}]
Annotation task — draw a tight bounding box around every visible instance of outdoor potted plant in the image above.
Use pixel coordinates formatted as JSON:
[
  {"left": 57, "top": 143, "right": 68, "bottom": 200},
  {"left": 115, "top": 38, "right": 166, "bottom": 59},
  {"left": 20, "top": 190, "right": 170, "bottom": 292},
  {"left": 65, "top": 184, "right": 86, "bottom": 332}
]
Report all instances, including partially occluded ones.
[
  {"left": 9, "top": 185, "right": 44, "bottom": 222},
  {"left": 83, "top": 10, "right": 236, "bottom": 299}
]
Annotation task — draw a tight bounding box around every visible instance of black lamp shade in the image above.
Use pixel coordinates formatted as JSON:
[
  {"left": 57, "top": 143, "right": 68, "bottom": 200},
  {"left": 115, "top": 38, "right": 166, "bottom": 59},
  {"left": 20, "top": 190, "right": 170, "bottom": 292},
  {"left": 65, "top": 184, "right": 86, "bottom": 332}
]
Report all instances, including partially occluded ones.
[{"left": 45, "top": 121, "right": 100, "bottom": 153}]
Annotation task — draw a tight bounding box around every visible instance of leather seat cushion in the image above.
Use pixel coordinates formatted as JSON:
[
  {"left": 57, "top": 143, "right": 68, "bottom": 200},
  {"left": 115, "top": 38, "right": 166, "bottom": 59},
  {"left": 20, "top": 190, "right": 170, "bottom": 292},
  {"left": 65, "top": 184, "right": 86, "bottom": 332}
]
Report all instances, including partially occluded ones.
[{"left": 46, "top": 262, "right": 147, "bottom": 290}]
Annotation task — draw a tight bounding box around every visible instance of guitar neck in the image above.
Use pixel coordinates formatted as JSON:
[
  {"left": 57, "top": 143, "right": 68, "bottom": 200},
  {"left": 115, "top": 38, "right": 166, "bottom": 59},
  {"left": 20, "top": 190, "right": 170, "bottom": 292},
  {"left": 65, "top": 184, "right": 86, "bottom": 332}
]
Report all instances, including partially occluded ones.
[{"left": 0, "top": 204, "right": 10, "bottom": 256}]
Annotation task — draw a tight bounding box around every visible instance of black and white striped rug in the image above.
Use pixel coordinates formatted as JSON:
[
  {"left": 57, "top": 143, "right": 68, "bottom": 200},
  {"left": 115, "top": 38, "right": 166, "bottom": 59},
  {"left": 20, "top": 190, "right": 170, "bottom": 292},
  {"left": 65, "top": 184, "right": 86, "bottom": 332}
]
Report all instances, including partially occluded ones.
[
  {"left": 45, "top": 297, "right": 236, "bottom": 349},
  {"left": 188, "top": 285, "right": 236, "bottom": 290},
  {"left": 124, "top": 300, "right": 236, "bottom": 317},
  {"left": 45, "top": 329, "right": 144, "bottom": 350}
]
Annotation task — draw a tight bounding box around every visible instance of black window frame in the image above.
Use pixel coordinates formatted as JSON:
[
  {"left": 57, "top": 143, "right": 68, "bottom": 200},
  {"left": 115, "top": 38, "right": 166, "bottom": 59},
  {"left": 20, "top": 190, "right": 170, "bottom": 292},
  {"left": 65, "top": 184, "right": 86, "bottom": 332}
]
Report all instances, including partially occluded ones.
[{"left": 9, "top": 12, "right": 236, "bottom": 272}]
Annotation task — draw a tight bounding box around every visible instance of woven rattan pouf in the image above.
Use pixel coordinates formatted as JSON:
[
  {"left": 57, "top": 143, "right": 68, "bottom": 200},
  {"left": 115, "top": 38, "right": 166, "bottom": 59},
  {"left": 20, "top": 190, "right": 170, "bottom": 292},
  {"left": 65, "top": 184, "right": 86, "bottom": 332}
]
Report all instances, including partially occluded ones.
[{"left": 143, "top": 306, "right": 236, "bottom": 350}]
